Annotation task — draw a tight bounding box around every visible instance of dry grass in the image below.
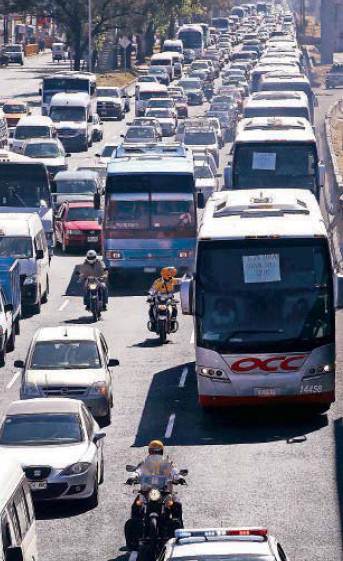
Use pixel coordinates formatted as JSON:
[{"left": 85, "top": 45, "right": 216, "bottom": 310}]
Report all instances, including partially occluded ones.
[{"left": 96, "top": 71, "right": 136, "bottom": 87}]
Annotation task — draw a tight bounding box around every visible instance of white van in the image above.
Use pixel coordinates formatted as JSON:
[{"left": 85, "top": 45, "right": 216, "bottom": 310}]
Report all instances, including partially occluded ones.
[
  {"left": 49, "top": 92, "right": 93, "bottom": 152},
  {"left": 12, "top": 116, "right": 56, "bottom": 153},
  {"left": 150, "top": 53, "right": 175, "bottom": 80},
  {"left": 0, "top": 456, "right": 38, "bottom": 561},
  {"left": 0, "top": 213, "right": 49, "bottom": 313},
  {"left": 163, "top": 39, "right": 183, "bottom": 54},
  {"left": 135, "top": 83, "right": 169, "bottom": 116}
]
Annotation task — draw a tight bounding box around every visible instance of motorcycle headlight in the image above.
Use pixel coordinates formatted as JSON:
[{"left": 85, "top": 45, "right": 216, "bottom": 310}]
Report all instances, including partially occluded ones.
[
  {"left": 157, "top": 304, "right": 167, "bottom": 311},
  {"left": 61, "top": 462, "right": 91, "bottom": 476},
  {"left": 148, "top": 489, "right": 161, "bottom": 501},
  {"left": 23, "top": 275, "right": 38, "bottom": 286},
  {"left": 22, "top": 382, "right": 41, "bottom": 396}
]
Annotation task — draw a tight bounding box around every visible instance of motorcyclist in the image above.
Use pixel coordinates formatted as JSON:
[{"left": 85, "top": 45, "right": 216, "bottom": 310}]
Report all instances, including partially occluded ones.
[
  {"left": 124, "top": 440, "right": 185, "bottom": 550},
  {"left": 79, "top": 250, "right": 108, "bottom": 310},
  {"left": 148, "top": 267, "right": 180, "bottom": 329}
]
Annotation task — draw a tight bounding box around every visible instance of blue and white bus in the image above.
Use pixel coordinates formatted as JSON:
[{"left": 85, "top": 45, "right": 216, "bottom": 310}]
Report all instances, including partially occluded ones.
[{"left": 103, "top": 144, "right": 199, "bottom": 274}]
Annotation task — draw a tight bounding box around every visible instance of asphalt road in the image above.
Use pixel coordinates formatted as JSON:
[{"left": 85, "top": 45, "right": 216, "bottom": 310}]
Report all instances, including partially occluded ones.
[{"left": 1, "top": 52, "right": 343, "bottom": 561}]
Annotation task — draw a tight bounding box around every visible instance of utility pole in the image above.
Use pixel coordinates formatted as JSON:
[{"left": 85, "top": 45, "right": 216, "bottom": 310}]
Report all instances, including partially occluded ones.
[{"left": 88, "top": 0, "right": 92, "bottom": 72}]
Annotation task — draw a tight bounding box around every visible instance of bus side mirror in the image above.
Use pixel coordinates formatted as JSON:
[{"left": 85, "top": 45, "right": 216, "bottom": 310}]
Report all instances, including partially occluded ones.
[
  {"left": 318, "top": 162, "right": 326, "bottom": 187},
  {"left": 197, "top": 192, "right": 205, "bottom": 209},
  {"left": 94, "top": 192, "right": 100, "bottom": 210},
  {"left": 334, "top": 272, "right": 343, "bottom": 308},
  {"left": 180, "top": 275, "right": 193, "bottom": 315},
  {"left": 223, "top": 164, "right": 232, "bottom": 189},
  {"left": 5, "top": 547, "right": 24, "bottom": 561}
]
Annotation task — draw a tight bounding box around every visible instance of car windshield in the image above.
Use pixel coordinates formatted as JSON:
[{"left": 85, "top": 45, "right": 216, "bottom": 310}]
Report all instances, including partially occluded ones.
[
  {"left": 139, "top": 91, "right": 167, "bottom": 101},
  {"left": 149, "top": 67, "right": 166, "bottom": 74},
  {"left": 67, "top": 207, "right": 99, "bottom": 221},
  {"left": 56, "top": 180, "right": 95, "bottom": 194},
  {"left": 194, "top": 166, "right": 213, "bottom": 179},
  {"left": 179, "top": 80, "right": 201, "bottom": 90},
  {"left": 97, "top": 88, "right": 119, "bottom": 97},
  {"left": 5, "top": 46, "right": 21, "bottom": 52},
  {"left": 0, "top": 236, "right": 32, "bottom": 258},
  {"left": 184, "top": 131, "right": 216, "bottom": 145},
  {"left": 30, "top": 340, "right": 101, "bottom": 369},
  {"left": 196, "top": 238, "right": 334, "bottom": 354},
  {"left": 50, "top": 107, "right": 85, "bottom": 122},
  {"left": 15, "top": 126, "right": 50, "bottom": 139},
  {"left": 3, "top": 104, "right": 25, "bottom": 113},
  {"left": 148, "top": 100, "right": 172, "bottom": 108},
  {"left": 146, "top": 109, "right": 172, "bottom": 118},
  {"left": 0, "top": 414, "right": 82, "bottom": 445},
  {"left": 126, "top": 127, "right": 155, "bottom": 139},
  {"left": 24, "top": 143, "right": 61, "bottom": 158},
  {"left": 101, "top": 145, "right": 116, "bottom": 157},
  {"left": 139, "top": 77, "right": 157, "bottom": 82}
]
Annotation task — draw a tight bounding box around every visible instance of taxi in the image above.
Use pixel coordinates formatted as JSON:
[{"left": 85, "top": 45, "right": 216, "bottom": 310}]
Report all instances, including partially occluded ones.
[
  {"left": 2, "top": 99, "right": 30, "bottom": 128},
  {"left": 160, "top": 528, "right": 289, "bottom": 561}
]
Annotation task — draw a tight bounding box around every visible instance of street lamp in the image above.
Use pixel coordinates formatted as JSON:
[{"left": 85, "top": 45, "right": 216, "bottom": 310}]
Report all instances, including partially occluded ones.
[{"left": 88, "top": 0, "right": 92, "bottom": 72}]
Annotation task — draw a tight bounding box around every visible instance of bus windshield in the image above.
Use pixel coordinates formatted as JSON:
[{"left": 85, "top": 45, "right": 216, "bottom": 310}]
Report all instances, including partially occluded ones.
[
  {"left": 233, "top": 143, "right": 317, "bottom": 189},
  {"left": 178, "top": 30, "right": 202, "bottom": 49},
  {"left": 196, "top": 238, "right": 334, "bottom": 354},
  {"left": 0, "top": 164, "right": 50, "bottom": 208}
]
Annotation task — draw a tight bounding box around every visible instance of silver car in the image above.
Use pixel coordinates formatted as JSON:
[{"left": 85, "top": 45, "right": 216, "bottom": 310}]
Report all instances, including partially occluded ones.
[{"left": 0, "top": 398, "right": 105, "bottom": 505}]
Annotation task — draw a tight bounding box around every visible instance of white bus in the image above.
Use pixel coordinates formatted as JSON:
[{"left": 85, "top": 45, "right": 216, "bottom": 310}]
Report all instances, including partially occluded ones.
[
  {"left": 177, "top": 25, "right": 204, "bottom": 57},
  {"left": 0, "top": 456, "right": 38, "bottom": 561},
  {"left": 224, "top": 117, "right": 325, "bottom": 200},
  {"left": 181, "top": 189, "right": 341, "bottom": 413}
]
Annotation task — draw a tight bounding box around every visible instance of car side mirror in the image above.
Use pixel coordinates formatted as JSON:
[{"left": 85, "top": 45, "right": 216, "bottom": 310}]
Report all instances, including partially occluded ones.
[
  {"left": 108, "top": 358, "right": 119, "bottom": 367},
  {"left": 180, "top": 275, "right": 193, "bottom": 315},
  {"left": 14, "top": 359, "right": 24, "bottom": 368},
  {"left": 318, "top": 162, "right": 326, "bottom": 187},
  {"left": 334, "top": 271, "right": 343, "bottom": 308},
  {"left": 94, "top": 192, "right": 101, "bottom": 210},
  {"left": 93, "top": 432, "right": 106, "bottom": 444},
  {"left": 5, "top": 547, "right": 24, "bottom": 561},
  {"left": 126, "top": 464, "right": 136, "bottom": 472},
  {"left": 38, "top": 88, "right": 42, "bottom": 96},
  {"left": 120, "top": 134, "right": 124, "bottom": 138},
  {"left": 179, "top": 469, "right": 188, "bottom": 476},
  {"left": 197, "top": 192, "right": 205, "bottom": 209},
  {"left": 65, "top": 153, "right": 71, "bottom": 157},
  {"left": 95, "top": 153, "right": 101, "bottom": 158},
  {"left": 36, "top": 249, "right": 44, "bottom": 260},
  {"left": 223, "top": 164, "right": 232, "bottom": 189},
  {"left": 4, "top": 303, "right": 13, "bottom": 313}
]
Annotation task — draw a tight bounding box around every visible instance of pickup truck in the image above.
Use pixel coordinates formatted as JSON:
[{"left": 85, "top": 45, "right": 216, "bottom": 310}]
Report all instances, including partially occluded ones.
[{"left": 0, "top": 257, "right": 21, "bottom": 365}]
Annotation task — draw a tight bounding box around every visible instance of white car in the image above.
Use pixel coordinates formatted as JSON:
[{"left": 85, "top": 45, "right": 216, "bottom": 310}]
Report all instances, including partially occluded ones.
[
  {"left": 194, "top": 162, "right": 219, "bottom": 202},
  {"left": 22, "top": 138, "right": 69, "bottom": 176},
  {"left": 96, "top": 87, "right": 126, "bottom": 120},
  {"left": 16, "top": 325, "right": 119, "bottom": 424},
  {"left": 145, "top": 108, "right": 176, "bottom": 137},
  {"left": 0, "top": 398, "right": 105, "bottom": 505},
  {"left": 96, "top": 143, "right": 118, "bottom": 164},
  {"left": 163, "top": 528, "right": 289, "bottom": 561}
]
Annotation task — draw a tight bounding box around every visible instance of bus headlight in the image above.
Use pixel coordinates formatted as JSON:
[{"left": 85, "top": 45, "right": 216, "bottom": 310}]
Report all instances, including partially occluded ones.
[
  {"left": 179, "top": 250, "right": 192, "bottom": 259},
  {"left": 317, "top": 363, "right": 335, "bottom": 374},
  {"left": 199, "top": 367, "right": 228, "bottom": 380}
]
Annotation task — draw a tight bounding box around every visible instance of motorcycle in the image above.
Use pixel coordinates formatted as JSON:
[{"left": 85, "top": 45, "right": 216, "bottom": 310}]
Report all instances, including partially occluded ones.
[
  {"left": 85, "top": 276, "right": 103, "bottom": 322},
  {"left": 147, "top": 293, "right": 179, "bottom": 344},
  {"left": 124, "top": 456, "right": 188, "bottom": 558}
]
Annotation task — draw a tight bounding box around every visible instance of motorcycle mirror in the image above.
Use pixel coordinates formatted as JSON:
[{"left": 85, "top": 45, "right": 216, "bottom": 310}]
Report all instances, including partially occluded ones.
[
  {"left": 179, "top": 469, "right": 188, "bottom": 476},
  {"left": 126, "top": 464, "right": 136, "bottom": 472}
]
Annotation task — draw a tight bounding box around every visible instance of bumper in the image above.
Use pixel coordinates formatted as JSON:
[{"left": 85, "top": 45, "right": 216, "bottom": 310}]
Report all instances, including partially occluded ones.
[
  {"left": 105, "top": 257, "right": 192, "bottom": 273},
  {"left": 64, "top": 234, "right": 101, "bottom": 248},
  {"left": 97, "top": 107, "right": 122, "bottom": 119},
  {"left": 29, "top": 466, "right": 97, "bottom": 501},
  {"left": 199, "top": 391, "right": 335, "bottom": 408}
]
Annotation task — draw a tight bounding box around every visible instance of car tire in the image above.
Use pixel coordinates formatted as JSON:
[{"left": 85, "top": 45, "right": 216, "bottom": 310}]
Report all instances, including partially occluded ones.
[
  {"left": 15, "top": 318, "right": 20, "bottom": 336},
  {"left": 32, "top": 288, "right": 41, "bottom": 315},
  {"left": 87, "top": 474, "right": 99, "bottom": 509},
  {"left": 41, "top": 276, "right": 49, "bottom": 304},
  {"left": 0, "top": 340, "right": 6, "bottom": 366},
  {"left": 99, "top": 452, "right": 105, "bottom": 484},
  {"left": 6, "top": 328, "right": 15, "bottom": 352}
]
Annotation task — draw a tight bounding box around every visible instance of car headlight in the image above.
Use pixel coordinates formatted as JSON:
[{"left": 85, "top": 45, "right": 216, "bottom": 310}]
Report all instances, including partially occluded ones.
[
  {"left": 67, "top": 229, "right": 83, "bottom": 235},
  {"left": 61, "top": 462, "right": 91, "bottom": 476},
  {"left": 89, "top": 381, "right": 108, "bottom": 396},
  {"left": 22, "top": 382, "right": 41, "bottom": 396},
  {"left": 148, "top": 488, "right": 161, "bottom": 501},
  {"left": 23, "top": 275, "right": 38, "bottom": 286}
]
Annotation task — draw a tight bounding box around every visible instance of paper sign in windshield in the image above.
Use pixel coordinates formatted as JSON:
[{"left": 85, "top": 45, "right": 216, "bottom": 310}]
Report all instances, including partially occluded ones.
[
  {"left": 243, "top": 254, "right": 281, "bottom": 284},
  {"left": 252, "top": 152, "right": 276, "bottom": 171}
]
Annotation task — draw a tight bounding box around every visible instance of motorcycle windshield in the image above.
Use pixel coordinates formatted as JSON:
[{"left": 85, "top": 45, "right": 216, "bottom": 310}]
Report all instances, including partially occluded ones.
[{"left": 139, "top": 456, "right": 173, "bottom": 491}]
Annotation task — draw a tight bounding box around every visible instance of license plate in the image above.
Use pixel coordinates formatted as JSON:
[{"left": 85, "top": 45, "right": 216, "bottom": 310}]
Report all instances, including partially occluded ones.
[
  {"left": 87, "top": 236, "right": 98, "bottom": 242},
  {"left": 30, "top": 481, "right": 47, "bottom": 490},
  {"left": 254, "top": 388, "right": 279, "bottom": 397},
  {"left": 144, "top": 267, "right": 157, "bottom": 273}
]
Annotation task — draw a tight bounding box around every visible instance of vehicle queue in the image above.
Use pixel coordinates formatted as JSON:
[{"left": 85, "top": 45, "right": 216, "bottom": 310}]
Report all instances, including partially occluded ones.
[{"left": 0, "top": 1, "right": 338, "bottom": 560}]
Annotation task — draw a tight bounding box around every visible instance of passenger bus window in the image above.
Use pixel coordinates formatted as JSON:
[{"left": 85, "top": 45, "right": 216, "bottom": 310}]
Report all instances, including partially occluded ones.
[
  {"left": 13, "top": 487, "right": 30, "bottom": 539},
  {"left": 9, "top": 503, "right": 21, "bottom": 542},
  {"left": 1, "top": 514, "right": 13, "bottom": 554}
]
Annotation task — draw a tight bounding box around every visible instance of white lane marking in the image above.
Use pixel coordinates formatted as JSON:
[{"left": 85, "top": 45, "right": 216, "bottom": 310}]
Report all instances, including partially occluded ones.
[
  {"left": 190, "top": 329, "right": 194, "bottom": 344},
  {"left": 58, "top": 299, "right": 70, "bottom": 312},
  {"left": 6, "top": 371, "right": 20, "bottom": 390},
  {"left": 179, "top": 367, "right": 188, "bottom": 388},
  {"left": 129, "top": 552, "right": 138, "bottom": 561},
  {"left": 165, "top": 413, "right": 176, "bottom": 439}
]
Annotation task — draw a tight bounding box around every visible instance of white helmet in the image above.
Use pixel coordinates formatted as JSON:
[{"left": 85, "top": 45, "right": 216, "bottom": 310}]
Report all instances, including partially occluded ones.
[{"left": 86, "top": 250, "right": 97, "bottom": 264}]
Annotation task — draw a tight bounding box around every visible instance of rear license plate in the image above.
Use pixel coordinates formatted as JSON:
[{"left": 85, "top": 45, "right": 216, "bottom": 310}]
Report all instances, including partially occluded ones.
[
  {"left": 144, "top": 267, "right": 157, "bottom": 273},
  {"left": 254, "top": 388, "right": 279, "bottom": 397},
  {"left": 87, "top": 236, "right": 98, "bottom": 242},
  {"left": 30, "top": 481, "right": 47, "bottom": 490}
]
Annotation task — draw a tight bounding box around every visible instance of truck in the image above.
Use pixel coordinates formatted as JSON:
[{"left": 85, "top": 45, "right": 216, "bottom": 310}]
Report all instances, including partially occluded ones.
[{"left": 0, "top": 257, "right": 21, "bottom": 365}]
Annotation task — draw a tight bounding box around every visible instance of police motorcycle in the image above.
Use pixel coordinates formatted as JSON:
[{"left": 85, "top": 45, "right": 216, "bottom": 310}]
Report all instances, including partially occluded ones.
[
  {"left": 147, "top": 293, "right": 179, "bottom": 344},
  {"left": 124, "top": 456, "right": 188, "bottom": 558}
]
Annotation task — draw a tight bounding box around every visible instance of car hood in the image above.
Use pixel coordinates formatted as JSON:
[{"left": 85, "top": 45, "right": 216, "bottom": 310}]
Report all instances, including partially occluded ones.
[
  {"left": 56, "top": 121, "right": 86, "bottom": 130},
  {"left": 156, "top": 118, "right": 174, "bottom": 125},
  {"left": 0, "top": 442, "right": 89, "bottom": 470},
  {"left": 64, "top": 220, "right": 101, "bottom": 231},
  {"left": 25, "top": 368, "right": 106, "bottom": 386}
]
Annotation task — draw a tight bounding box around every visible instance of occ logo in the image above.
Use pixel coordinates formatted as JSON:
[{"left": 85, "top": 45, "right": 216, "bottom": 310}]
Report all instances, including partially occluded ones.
[{"left": 230, "top": 355, "right": 307, "bottom": 373}]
